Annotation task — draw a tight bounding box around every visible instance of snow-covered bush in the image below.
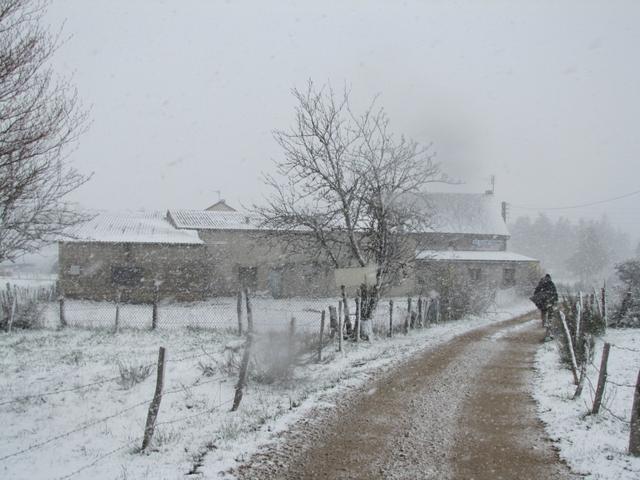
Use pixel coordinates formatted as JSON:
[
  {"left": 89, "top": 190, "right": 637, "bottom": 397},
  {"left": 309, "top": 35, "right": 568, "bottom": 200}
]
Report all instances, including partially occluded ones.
[
  {"left": 612, "top": 259, "right": 640, "bottom": 327},
  {"left": 555, "top": 293, "right": 604, "bottom": 369},
  {"left": 426, "top": 264, "right": 496, "bottom": 321}
]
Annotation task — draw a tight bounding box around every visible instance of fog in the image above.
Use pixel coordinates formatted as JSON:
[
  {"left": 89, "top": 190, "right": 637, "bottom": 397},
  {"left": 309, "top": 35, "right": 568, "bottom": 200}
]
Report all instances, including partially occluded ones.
[{"left": 46, "top": 0, "right": 640, "bottom": 240}]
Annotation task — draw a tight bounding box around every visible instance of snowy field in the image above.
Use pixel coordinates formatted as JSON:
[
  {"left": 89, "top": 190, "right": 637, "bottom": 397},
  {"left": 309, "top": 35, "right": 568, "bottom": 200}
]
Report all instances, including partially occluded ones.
[
  {"left": 0, "top": 298, "right": 533, "bottom": 480},
  {"left": 535, "top": 329, "right": 640, "bottom": 479}
]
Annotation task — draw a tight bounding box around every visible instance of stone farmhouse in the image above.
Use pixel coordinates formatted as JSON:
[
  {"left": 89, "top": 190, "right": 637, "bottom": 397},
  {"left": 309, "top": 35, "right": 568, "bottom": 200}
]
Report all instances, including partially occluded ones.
[{"left": 58, "top": 194, "right": 539, "bottom": 302}]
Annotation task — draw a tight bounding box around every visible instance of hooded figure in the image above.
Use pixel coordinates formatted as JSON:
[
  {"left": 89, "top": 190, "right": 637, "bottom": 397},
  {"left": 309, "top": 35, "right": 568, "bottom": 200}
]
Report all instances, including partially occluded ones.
[{"left": 531, "top": 274, "right": 558, "bottom": 333}]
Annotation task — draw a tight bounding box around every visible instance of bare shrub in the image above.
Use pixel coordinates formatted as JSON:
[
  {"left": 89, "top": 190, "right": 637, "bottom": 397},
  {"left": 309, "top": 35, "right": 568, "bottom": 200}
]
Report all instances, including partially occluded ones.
[
  {"left": 197, "top": 360, "right": 216, "bottom": 377},
  {"left": 117, "top": 361, "right": 152, "bottom": 389},
  {"left": 250, "top": 331, "right": 297, "bottom": 385},
  {"left": 0, "top": 297, "right": 45, "bottom": 331},
  {"left": 419, "top": 264, "right": 496, "bottom": 321}
]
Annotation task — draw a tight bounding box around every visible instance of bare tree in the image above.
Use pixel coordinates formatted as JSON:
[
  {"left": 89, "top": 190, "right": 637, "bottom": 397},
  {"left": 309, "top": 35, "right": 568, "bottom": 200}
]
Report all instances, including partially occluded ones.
[
  {"left": 256, "top": 81, "right": 447, "bottom": 318},
  {"left": 0, "top": 0, "right": 89, "bottom": 263}
]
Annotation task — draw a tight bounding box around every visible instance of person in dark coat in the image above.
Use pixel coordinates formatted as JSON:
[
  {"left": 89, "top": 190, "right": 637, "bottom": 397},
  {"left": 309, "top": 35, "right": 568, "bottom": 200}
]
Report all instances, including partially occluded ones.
[{"left": 531, "top": 274, "right": 558, "bottom": 336}]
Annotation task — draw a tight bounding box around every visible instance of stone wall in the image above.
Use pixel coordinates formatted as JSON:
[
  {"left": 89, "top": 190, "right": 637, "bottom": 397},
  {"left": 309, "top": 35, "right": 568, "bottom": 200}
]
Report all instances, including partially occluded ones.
[{"left": 58, "top": 242, "right": 210, "bottom": 302}]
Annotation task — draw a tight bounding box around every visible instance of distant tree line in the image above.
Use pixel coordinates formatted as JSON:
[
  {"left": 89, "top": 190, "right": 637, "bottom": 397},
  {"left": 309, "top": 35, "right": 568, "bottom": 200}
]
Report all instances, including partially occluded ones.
[{"left": 508, "top": 214, "right": 633, "bottom": 283}]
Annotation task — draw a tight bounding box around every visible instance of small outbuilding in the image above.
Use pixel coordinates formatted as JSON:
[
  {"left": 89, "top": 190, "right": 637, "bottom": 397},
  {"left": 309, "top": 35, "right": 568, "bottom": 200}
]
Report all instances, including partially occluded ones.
[{"left": 58, "top": 212, "right": 210, "bottom": 302}]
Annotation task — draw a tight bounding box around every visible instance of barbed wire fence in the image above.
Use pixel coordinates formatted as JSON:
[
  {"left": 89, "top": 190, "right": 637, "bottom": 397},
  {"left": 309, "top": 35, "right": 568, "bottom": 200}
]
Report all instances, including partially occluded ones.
[
  {"left": 0, "top": 287, "right": 456, "bottom": 478},
  {"left": 555, "top": 288, "right": 640, "bottom": 456}
]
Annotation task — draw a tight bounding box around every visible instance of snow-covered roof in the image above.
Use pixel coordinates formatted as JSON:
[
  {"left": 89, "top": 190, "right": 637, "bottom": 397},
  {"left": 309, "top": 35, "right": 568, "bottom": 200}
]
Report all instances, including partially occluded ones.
[
  {"left": 167, "top": 210, "right": 262, "bottom": 231},
  {"left": 66, "top": 212, "right": 203, "bottom": 245},
  {"left": 416, "top": 250, "right": 537, "bottom": 262},
  {"left": 410, "top": 193, "right": 510, "bottom": 237}
]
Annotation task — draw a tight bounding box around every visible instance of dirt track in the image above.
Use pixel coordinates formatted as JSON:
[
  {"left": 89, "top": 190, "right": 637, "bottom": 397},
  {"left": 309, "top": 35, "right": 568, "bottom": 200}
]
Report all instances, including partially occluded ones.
[{"left": 234, "top": 313, "right": 577, "bottom": 480}]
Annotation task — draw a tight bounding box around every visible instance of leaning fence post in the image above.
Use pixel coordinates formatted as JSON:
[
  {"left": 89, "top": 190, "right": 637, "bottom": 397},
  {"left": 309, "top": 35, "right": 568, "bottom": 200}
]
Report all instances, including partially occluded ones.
[
  {"left": 389, "top": 299, "right": 393, "bottom": 337},
  {"left": 559, "top": 311, "right": 579, "bottom": 385},
  {"left": 573, "top": 338, "right": 590, "bottom": 399},
  {"left": 142, "top": 346, "right": 166, "bottom": 450},
  {"left": 58, "top": 293, "right": 67, "bottom": 328},
  {"left": 236, "top": 290, "right": 243, "bottom": 336},
  {"left": 629, "top": 369, "right": 640, "bottom": 456},
  {"left": 592, "top": 342, "right": 611, "bottom": 414},
  {"left": 231, "top": 331, "right": 253, "bottom": 412},
  {"left": 318, "top": 310, "right": 325, "bottom": 362}
]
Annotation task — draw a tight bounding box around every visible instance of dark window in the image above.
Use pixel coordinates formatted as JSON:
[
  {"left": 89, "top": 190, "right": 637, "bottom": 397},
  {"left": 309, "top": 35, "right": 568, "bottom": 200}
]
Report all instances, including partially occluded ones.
[
  {"left": 503, "top": 268, "right": 516, "bottom": 287},
  {"left": 238, "top": 266, "right": 258, "bottom": 289},
  {"left": 111, "top": 266, "right": 144, "bottom": 286},
  {"left": 469, "top": 268, "right": 482, "bottom": 282}
]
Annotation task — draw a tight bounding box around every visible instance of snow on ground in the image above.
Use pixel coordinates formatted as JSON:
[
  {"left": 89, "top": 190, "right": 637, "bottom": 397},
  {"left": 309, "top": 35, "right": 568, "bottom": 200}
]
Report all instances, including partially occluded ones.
[
  {"left": 534, "top": 329, "right": 640, "bottom": 479},
  {"left": 0, "top": 298, "right": 533, "bottom": 480}
]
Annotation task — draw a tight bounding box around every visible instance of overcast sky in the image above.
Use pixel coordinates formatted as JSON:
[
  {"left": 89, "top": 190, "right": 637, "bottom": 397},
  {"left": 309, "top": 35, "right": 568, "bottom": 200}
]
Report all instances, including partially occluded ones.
[{"left": 45, "top": 0, "right": 640, "bottom": 241}]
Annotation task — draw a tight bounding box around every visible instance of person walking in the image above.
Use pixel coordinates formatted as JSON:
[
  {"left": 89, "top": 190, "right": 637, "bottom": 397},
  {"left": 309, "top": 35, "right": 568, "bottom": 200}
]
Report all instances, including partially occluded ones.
[{"left": 531, "top": 274, "right": 558, "bottom": 340}]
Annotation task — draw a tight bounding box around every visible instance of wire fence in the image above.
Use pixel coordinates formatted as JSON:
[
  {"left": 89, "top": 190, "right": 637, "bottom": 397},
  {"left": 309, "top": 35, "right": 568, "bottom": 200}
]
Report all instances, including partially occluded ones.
[
  {"left": 13, "top": 292, "right": 443, "bottom": 334},
  {"left": 0, "top": 344, "right": 237, "bottom": 479},
  {"left": 0, "top": 288, "right": 454, "bottom": 479}
]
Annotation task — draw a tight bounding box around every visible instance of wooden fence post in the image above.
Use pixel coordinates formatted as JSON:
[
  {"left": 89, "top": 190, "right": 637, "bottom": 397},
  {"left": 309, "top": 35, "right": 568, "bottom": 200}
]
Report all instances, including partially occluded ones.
[
  {"left": 389, "top": 299, "right": 393, "bottom": 337},
  {"left": 329, "top": 305, "right": 338, "bottom": 338},
  {"left": 355, "top": 296, "right": 361, "bottom": 343},
  {"left": 435, "top": 297, "right": 440, "bottom": 324},
  {"left": 114, "top": 290, "right": 121, "bottom": 333},
  {"left": 341, "top": 285, "right": 352, "bottom": 334},
  {"left": 575, "top": 293, "right": 582, "bottom": 346},
  {"left": 573, "top": 339, "right": 590, "bottom": 400},
  {"left": 151, "top": 286, "right": 158, "bottom": 330},
  {"left": 418, "top": 297, "right": 423, "bottom": 328},
  {"left": 58, "top": 294, "right": 66, "bottom": 328},
  {"left": 236, "top": 290, "right": 243, "bottom": 336},
  {"left": 602, "top": 282, "right": 607, "bottom": 325},
  {"left": 592, "top": 342, "right": 611, "bottom": 414},
  {"left": 288, "top": 317, "right": 296, "bottom": 366},
  {"left": 244, "top": 288, "right": 254, "bottom": 332},
  {"left": 629, "top": 369, "right": 640, "bottom": 456},
  {"left": 559, "top": 311, "right": 580, "bottom": 385},
  {"left": 142, "top": 346, "right": 166, "bottom": 450},
  {"left": 8, "top": 294, "right": 17, "bottom": 333},
  {"left": 318, "top": 311, "right": 325, "bottom": 362},
  {"left": 231, "top": 331, "right": 253, "bottom": 412},
  {"left": 338, "top": 314, "right": 343, "bottom": 352},
  {"left": 407, "top": 297, "right": 413, "bottom": 329},
  {"left": 338, "top": 301, "right": 343, "bottom": 335}
]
